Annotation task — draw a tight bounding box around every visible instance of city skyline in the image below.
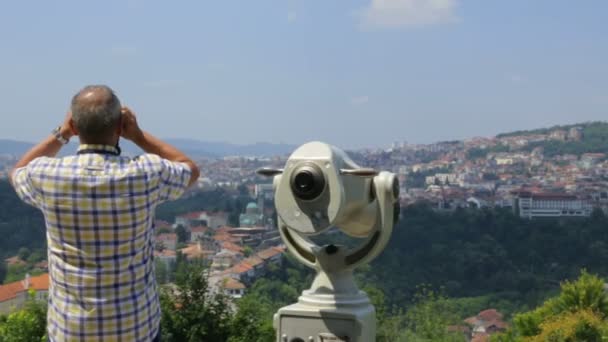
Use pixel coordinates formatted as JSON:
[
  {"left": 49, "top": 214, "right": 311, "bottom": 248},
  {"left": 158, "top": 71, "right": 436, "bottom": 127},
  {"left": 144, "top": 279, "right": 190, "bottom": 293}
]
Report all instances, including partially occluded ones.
[{"left": 1, "top": 1, "right": 607, "bottom": 149}]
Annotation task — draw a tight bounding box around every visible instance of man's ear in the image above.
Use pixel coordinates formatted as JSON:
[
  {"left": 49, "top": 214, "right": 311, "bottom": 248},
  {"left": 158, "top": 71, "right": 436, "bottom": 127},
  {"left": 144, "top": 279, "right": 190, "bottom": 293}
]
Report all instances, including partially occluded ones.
[{"left": 68, "top": 119, "right": 79, "bottom": 136}]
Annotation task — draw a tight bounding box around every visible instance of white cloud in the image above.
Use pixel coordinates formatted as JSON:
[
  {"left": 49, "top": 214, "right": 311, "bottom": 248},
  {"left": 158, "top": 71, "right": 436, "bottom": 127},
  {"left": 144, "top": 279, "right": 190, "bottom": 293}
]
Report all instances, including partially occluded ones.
[
  {"left": 358, "top": 0, "right": 459, "bottom": 30},
  {"left": 351, "top": 95, "right": 370, "bottom": 105},
  {"left": 287, "top": 11, "right": 297, "bottom": 23}
]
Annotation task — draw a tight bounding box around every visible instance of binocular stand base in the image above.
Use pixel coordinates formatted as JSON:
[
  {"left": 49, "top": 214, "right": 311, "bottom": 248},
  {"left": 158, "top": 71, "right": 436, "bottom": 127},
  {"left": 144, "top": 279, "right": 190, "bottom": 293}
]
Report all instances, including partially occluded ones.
[{"left": 274, "top": 290, "right": 376, "bottom": 342}]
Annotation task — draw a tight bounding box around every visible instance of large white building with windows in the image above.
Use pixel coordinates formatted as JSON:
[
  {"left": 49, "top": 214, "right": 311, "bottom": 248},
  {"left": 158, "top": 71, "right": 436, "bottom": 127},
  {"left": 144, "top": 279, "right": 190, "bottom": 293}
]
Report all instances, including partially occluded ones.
[{"left": 512, "top": 190, "right": 592, "bottom": 219}]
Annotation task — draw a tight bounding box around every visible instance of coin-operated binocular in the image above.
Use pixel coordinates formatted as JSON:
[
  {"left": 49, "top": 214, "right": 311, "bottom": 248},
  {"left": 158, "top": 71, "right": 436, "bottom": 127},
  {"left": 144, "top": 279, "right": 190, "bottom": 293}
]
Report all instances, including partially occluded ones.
[{"left": 258, "top": 142, "right": 400, "bottom": 342}]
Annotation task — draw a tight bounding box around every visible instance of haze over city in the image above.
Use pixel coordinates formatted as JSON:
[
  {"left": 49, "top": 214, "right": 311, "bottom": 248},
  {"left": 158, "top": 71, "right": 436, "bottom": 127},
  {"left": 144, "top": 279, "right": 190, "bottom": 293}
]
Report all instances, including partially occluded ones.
[{"left": 1, "top": 0, "right": 606, "bottom": 148}]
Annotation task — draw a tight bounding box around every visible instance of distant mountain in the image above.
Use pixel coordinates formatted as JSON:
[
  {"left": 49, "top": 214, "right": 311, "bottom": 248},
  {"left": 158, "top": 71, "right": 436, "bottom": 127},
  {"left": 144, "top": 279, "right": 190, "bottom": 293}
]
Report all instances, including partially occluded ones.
[
  {"left": 164, "top": 139, "right": 295, "bottom": 157},
  {"left": 0, "top": 138, "right": 295, "bottom": 158},
  {"left": 0, "top": 139, "right": 34, "bottom": 156}
]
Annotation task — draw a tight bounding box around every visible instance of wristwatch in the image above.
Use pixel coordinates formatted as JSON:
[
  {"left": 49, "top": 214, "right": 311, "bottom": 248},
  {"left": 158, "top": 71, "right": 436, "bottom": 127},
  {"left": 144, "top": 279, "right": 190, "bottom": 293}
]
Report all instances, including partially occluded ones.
[{"left": 52, "top": 126, "right": 70, "bottom": 145}]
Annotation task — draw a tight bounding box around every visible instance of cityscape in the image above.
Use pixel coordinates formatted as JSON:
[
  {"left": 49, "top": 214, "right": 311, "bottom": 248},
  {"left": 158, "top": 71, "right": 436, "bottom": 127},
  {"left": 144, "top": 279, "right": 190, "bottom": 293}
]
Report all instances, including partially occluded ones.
[{"left": 1, "top": 121, "right": 607, "bottom": 340}]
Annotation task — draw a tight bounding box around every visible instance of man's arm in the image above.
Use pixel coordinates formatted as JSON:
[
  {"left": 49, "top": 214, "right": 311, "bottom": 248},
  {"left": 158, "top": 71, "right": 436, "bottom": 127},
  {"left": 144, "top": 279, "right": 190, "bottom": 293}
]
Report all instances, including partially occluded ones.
[
  {"left": 10, "top": 113, "right": 74, "bottom": 185},
  {"left": 121, "top": 107, "right": 200, "bottom": 187}
]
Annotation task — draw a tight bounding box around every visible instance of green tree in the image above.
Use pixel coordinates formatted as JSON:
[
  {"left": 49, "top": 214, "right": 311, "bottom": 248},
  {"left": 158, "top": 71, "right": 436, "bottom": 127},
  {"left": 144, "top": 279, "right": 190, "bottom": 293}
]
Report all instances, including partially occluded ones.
[
  {"left": 160, "top": 264, "right": 232, "bottom": 342},
  {"left": 243, "top": 246, "right": 253, "bottom": 257},
  {"left": 174, "top": 225, "right": 189, "bottom": 244},
  {"left": 494, "top": 271, "right": 608, "bottom": 341},
  {"left": 0, "top": 291, "right": 47, "bottom": 342},
  {"left": 400, "top": 288, "right": 466, "bottom": 342},
  {"left": 228, "top": 295, "right": 275, "bottom": 342},
  {"left": 17, "top": 247, "right": 30, "bottom": 261},
  {"left": 155, "top": 259, "right": 168, "bottom": 285},
  {"left": 26, "top": 249, "right": 45, "bottom": 264}
]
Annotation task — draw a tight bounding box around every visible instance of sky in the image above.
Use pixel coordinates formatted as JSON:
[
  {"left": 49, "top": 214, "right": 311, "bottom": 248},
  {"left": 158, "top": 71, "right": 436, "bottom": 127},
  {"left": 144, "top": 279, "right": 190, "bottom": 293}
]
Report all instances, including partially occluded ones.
[{"left": 0, "top": 0, "right": 606, "bottom": 149}]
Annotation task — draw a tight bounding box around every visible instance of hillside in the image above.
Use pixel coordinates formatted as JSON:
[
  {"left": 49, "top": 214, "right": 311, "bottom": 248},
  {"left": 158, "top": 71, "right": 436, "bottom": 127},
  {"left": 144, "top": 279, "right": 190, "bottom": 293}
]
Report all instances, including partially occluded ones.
[
  {"left": 495, "top": 122, "right": 604, "bottom": 138},
  {"left": 0, "top": 182, "right": 46, "bottom": 254}
]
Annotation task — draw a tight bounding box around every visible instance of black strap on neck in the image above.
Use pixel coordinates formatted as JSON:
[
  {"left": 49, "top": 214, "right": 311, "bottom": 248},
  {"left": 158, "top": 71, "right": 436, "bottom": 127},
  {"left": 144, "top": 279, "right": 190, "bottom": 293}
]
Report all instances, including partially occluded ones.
[{"left": 77, "top": 145, "right": 121, "bottom": 156}]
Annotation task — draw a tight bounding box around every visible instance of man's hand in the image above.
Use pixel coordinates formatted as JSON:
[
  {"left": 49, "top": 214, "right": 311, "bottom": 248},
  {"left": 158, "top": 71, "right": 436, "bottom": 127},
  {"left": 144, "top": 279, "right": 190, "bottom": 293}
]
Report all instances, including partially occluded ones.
[
  {"left": 60, "top": 111, "right": 76, "bottom": 139},
  {"left": 121, "top": 107, "right": 144, "bottom": 142}
]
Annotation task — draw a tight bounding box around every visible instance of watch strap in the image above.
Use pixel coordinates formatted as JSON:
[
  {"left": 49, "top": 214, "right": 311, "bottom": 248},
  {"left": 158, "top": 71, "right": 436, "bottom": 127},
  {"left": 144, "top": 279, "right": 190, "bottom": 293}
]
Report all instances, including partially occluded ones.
[{"left": 52, "top": 126, "right": 69, "bottom": 145}]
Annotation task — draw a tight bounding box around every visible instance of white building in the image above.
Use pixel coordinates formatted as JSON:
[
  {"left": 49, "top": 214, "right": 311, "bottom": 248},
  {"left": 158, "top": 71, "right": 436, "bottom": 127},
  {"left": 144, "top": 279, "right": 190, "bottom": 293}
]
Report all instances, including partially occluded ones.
[
  {"left": 0, "top": 273, "right": 49, "bottom": 315},
  {"left": 513, "top": 191, "right": 592, "bottom": 219},
  {"left": 254, "top": 183, "right": 274, "bottom": 200},
  {"left": 425, "top": 173, "right": 458, "bottom": 186}
]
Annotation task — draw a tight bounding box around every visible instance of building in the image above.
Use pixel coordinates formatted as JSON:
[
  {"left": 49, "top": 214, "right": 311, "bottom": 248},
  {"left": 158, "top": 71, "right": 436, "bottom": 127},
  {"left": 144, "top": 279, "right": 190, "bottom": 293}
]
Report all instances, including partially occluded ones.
[
  {"left": 464, "top": 309, "right": 508, "bottom": 341},
  {"left": 581, "top": 153, "right": 606, "bottom": 169},
  {"left": 155, "top": 233, "right": 177, "bottom": 251},
  {"left": 190, "top": 226, "right": 210, "bottom": 242},
  {"left": 220, "top": 278, "right": 246, "bottom": 299},
  {"left": 175, "top": 211, "right": 228, "bottom": 229},
  {"left": 568, "top": 127, "right": 583, "bottom": 141},
  {"left": 239, "top": 202, "right": 264, "bottom": 227},
  {"left": 254, "top": 183, "right": 274, "bottom": 200},
  {"left": 154, "top": 249, "right": 177, "bottom": 269},
  {"left": 549, "top": 129, "right": 568, "bottom": 141},
  {"left": 425, "top": 173, "right": 458, "bottom": 186},
  {"left": 256, "top": 246, "right": 285, "bottom": 266},
  {"left": 512, "top": 190, "right": 593, "bottom": 219},
  {"left": 179, "top": 242, "right": 215, "bottom": 261},
  {"left": 199, "top": 212, "right": 228, "bottom": 229},
  {"left": 0, "top": 273, "right": 49, "bottom": 314},
  {"left": 211, "top": 249, "right": 243, "bottom": 271}
]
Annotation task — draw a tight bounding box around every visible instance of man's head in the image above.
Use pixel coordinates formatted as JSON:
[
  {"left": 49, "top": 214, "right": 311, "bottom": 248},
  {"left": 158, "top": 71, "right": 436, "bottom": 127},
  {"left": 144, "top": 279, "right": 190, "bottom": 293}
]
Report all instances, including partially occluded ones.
[{"left": 70, "top": 85, "right": 122, "bottom": 144}]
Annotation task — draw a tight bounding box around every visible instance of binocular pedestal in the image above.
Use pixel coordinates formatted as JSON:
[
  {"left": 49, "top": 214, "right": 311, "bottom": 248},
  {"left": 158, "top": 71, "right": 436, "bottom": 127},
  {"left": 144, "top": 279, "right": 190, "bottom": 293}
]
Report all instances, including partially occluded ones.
[{"left": 274, "top": 245, "right": 376, "bottom": 342}]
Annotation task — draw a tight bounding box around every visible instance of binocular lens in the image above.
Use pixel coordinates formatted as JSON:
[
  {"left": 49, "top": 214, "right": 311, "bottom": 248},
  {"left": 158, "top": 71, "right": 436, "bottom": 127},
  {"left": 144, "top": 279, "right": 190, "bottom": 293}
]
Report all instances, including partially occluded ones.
[
  {"left": 294, "top": 171, "right": 315, "bottom": 193},
  {"left": 291, "top": 164, "right": 325, "bottom": 201}
]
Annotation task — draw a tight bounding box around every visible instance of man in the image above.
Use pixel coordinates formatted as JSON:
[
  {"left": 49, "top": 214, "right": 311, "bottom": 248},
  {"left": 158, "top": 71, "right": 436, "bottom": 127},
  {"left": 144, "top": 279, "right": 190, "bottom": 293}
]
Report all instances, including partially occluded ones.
[{"left": 10, "top": 85, "right": 200, "bottom": 341}]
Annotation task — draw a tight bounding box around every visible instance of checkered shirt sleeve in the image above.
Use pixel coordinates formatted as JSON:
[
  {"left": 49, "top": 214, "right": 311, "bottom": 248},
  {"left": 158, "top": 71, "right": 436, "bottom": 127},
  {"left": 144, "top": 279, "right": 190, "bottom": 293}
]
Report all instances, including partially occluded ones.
[
  {"left": 155, "top": 157, "right": 192, "bottom": 202},
  {"left": 11, "top": 157, "right": 46, "bottom": 208}
]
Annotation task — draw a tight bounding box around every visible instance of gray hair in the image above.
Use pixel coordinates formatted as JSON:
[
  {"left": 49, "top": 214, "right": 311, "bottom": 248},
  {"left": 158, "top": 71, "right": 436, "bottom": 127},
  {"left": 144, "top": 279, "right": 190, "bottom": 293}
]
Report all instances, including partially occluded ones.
[{"left": 71, "top": 85, "right": 121, "bottom": 143}]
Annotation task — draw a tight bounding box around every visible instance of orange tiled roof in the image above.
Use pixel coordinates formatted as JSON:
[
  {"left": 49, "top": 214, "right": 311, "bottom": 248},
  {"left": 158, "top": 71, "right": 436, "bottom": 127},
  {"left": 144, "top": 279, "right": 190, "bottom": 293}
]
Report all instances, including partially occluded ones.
[
  {"left": 5, "top": 256, "right": 26, "bottom": 266},
  {"left": 0, "top": 273, "right": 49, "bottom": 302},
  {"left": 222, "top": 242, "right": 244, "bottom": 253},
  {"left": 155, "top": 220, "right": 172, "bottom": 229},
  {"left": 29, "top": 273, "right": 49, "bottom": 291},
  {"left": 222, "top": 278, "right": 246, "bottom": 290},
  {"left": 0, "top": 281, "right": 26, "bottom": 302},
  {"left": 478, "top": 309, "right": 503, "bottom": 322},
  {"left": 471, "top": 333, "right": 490, "bottom": 342},
  {"left": 35, "top": 261, "right": 49, "bottom": 269},
  {"left": 256, "top": 247, "right": 283, "bottom": 260},
  {"left": 230, "top": 263, "right": 253, "bottom": 274},
  {"left": 242, "top": 256, "right": 264, "bottom": 267},
  {"left": 154, "top": 249, "right": 177, "bottom": 257},
  {"left": 156, "top": 233, "right": 177, "bottom": 242},
  {"left": 180, "top": 244, "right": 214, "bottom": 259},
  {"left": 191, "top": 226, "right": 209, "bottom": 233},
  {"left": 213, "top": 234, "right": 233, "bottom": 242}
]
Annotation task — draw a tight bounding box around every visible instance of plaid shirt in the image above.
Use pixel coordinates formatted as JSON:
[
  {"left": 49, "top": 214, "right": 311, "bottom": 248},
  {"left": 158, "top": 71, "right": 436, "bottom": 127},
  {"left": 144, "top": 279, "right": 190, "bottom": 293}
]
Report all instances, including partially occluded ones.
[{"left": 12, "top": 144, "right": 192, "bottom": 342}]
